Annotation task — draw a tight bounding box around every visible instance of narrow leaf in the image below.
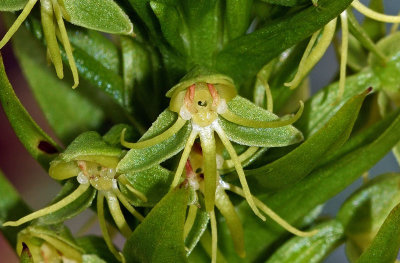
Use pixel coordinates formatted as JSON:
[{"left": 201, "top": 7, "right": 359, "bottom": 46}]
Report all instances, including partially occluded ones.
[
  {"left": 0, "top": 0, "right": 27, "bottom": 11},
  {"left": 356, "top": 203, "right": 400, "bottom": 263},
  {"left": 216, "top": 0, "right": 353, "bottom": 85},
  {"left": 266, "top": 220, "right": 345, "bottom": 263},
  {"left": 0, "top": 170, "right": 31, "bottom": 247},
  {"left": 0, "top": 54, "right": 60, "bottom": 170},
  {"left": 64, "top": 0, "right": 133, "bottom": 35},
  {"left": 242, "top": 90, "right": 368, "bottom": 191},
  {"left": 123, "top": 185, "right": 189, "bottom": 263}
]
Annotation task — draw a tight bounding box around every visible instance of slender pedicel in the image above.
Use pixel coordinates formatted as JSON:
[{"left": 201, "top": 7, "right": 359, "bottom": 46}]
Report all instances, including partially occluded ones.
[
  {"left": 227, "top": 184, "right": 318, "bottom": 237},
  {"left": 118, "top": 175, "right": 148, "bottom": 202},
  {"left": 352, "top": 0, "right": 400, "bottom": 23},
  {"left": 221, "top": 101, "right": 304, "bottom": 129},
  {"left": 120, "top": 118, "right": 187, "bottom": 149},
  {"left": 214, "top": 122, "right": 266, "bottom": 221},
  {"left": 3, "top": 183, "right": 90, "bottom": 227}
]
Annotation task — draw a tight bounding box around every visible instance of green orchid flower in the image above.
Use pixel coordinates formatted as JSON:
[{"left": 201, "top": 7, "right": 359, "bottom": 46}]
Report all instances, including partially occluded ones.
[
  {"left": 3, "top": 131, "right": 146, "bottom": 262},
  {"left": 0, "top": 0, "right": 133, "bottom": 88},
  {"left": 17, "top": 225, "right": 84, "bottom": 263},
  {"left": 119, "top": 68, "right": 304, "bottom": 219}
]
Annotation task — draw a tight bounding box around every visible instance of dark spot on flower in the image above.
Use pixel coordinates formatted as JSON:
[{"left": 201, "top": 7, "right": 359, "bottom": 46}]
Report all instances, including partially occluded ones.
[
  {"left": 198, "top": 100, "right": 207, "bottom": 107},
  {"left": 38, "top": 141, "right": 58, "bottom": 154},
  {"left": 22, "top": 243, "right": 32, "bottom": 258}
]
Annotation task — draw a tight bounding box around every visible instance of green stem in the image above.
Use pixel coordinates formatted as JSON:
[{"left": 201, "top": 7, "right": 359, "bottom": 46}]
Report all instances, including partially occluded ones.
[
  {"left": 113, "top": 187, "right": 144, "bottom": 222},
  {"left": 183, "top": 205, "right": 198, "bottom": 239},
  {"left": 352, "top": 0, "right": 400, "bottom": 23},
  {"left": 209, "top": 210, "right": 217, "bottom": 263}
]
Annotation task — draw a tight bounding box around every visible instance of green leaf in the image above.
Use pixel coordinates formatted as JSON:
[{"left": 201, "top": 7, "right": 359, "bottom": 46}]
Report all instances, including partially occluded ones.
[
  {"left": 266, "top": 220, "right": 345, "bottom": 263},
  {"left": 337, "top": 173, "right": 400, "bottom": 262},
  {"left": 259, "top": 0, "right": 310, "bottom": 6},
  {"left": 0, "top": 54, "right": 60, "bottom": 170},
  {"left": 369, "top": 32, "right": 400, "bottom": 104},
  {"left": 9, "top": 20, "right": 108, "bottom": 144},
  {"left": 37, "top": 179, "right": 96, "bottom": 225},
  {"left": 216, "top": 0, "right": 353, "bottom": 85},
  {"left": 123, "top": 185, "right": 189, "bottom": 263},
  {"left": 296, "top": 68, "right": 380, "bottom": 138},
  {"left": 119, "top": 166, "right": 173, "bottom": 207},
  {"left": 0, "top": 0, "right": 26, "bottom": 11},
  {"left": 220, "top": 105, "right": 400, "bottom": 262},
  {"left": 117, "top": 110, "right": 191, "bottom": 173},
  {"left": 224, "top": 0, "right": 253, "bottom": 41},
  {"left": 356, "top": 202, "right": 400, "bottom": 263},
  {"left": 0, "top": 170, "right": 31, "bottom": 247},
  {"left": 77, "top": 236, "right": 118, "bottom": 263},
  {"left": 219, "top": 96, "right": 303, "bottom": 147},
  {"left": 120, "top": 36, "right": 163, "bottom": 122},
  {"left": 64, "top": 0, "right": 133, "bottom": 35},
  {"left": 241, "top": 90, "right": 368, "bottom": 191}
]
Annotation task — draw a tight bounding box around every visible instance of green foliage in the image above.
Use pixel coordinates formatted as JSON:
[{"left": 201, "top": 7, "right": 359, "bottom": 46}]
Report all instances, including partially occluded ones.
[{"left": 1, "top": 0, "right": 400, "bottom": 262}]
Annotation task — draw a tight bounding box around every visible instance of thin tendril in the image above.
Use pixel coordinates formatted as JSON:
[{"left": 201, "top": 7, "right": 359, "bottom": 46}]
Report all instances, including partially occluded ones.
[
  {"left": 0, "top": 0, "right": 39, "bottom": 49},
  {"left": 105, "top": 192, "right": 132, "bottom": 238},
  {"left": 221, "top": 101, "right": 304, "bottom": 128},
  {"left": 171, "top": 130, "right": 199, "bottom": 188},
  {"left": 227, "top": 184, "right": 318, "bottom": 237},
  {"left": 214, "top": 123, "right": 265, "bottom": 221},
  {"left": 121, "top": 118, "right": 186, "bottom": 149},
  {"left": 352, "top": 0, "right": 400, "bottom": 23},
  {"left": 222, "top": 146, "right": 259, "bottom": 170},
  {"left": 97, "top": 193, "right": 125, "bottom": 262},
  {"left": 258, "top": 76, "right": 274, "bottom": 112},
  {"left": 209, "top": 210, "right": 218, "bottom": 263},
  {"left": 113, "top": 187, "right": 144, "bottom": 222},
  {"left": 183, "top": 205, "right": 198, "bottom": 239},
  {"left": 285, "top": 29, "right": 320, "bottom": 89},
  {"left": 118, "top": 175, "right": 148, "bottom": 202},
  {"left": 51, "top": 0, "right": 79, "bottom": 88},
  {"left": 286, "top": 18, "right": 337, "bottom": 90},
  {"left": 40, "top": 0, "right": 64, "bottom": 79},
  {"left": 337, "top": 11, "right": 349, "bottom": 103},
  {"left": 3, "top": 183, "right": 90, "bottom": 227}
]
